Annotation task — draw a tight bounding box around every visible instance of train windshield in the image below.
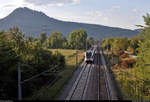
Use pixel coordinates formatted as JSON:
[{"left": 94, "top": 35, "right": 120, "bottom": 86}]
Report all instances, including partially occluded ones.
[{"left": 86, "top": 52, "right": 92, "bottom": 58}]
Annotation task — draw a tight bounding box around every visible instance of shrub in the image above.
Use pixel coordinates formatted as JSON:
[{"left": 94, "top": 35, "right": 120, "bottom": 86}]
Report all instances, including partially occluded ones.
[
  {"left": 127, "top": 46, "right": 135, "bottom": 55},
  {"left": 120, "top": 53, "right": 129, "bottom": 58},
  {"left": 121, "top": 58, "right": 136, "bottom": 69}
]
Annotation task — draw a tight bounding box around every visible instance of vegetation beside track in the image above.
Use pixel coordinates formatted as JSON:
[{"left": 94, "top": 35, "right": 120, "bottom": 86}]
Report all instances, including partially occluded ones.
[
  {"left": 28, "top": 49, "right": 85, "bottom": 100},
  {"left": 102, "top": 14, "right": 150, "bottom": 100}
]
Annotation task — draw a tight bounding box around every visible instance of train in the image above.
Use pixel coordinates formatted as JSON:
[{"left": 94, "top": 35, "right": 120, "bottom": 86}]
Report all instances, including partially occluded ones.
[{"left": 84, "top": 47, "right": 95, "bottom": 64}]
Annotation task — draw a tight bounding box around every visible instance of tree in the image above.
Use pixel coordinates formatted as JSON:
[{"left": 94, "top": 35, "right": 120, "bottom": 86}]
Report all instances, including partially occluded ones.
[
  {"left": 134, "top": 13, "right": 150, "bottom": 99},
  {"left": 48, "top": 32, "right": 67, "bottom": 48},
  {"left": 68, "top": 29, "right": 87, "bottom": 49},
  {"left": 26, "top": 36, "right": 34, "bottom": 42},
  {"left": 7, "top": 27, "right": 26, "bottom": 56},
  {"left": 87, "top": 37, "right": 95, "bottom": 49},
  {"left": 0, "top": 30, "right": 19, "bottom": 98},
  {"left": 40, "top": 32, "right": 47, "bottom": 46},
  {"left": 128, "top": 35, "right": 141, "bottom": 55},
  {"left": 0, "top": 28, "right": 66, "bottom": 99},
  {"left": 112, "top": 37, "right": 129, "bottom": 56},
  {"left": 102, "top": 37, "right": 114, "bottom": 51},
  {"left": 136, "top": 14, "right": 150, "bottom": 67}
]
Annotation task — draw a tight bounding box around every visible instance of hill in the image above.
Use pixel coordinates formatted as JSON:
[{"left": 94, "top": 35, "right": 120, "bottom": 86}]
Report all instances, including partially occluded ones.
[{"left": 0, "top": 7, "right": 139, "bottom": 38}]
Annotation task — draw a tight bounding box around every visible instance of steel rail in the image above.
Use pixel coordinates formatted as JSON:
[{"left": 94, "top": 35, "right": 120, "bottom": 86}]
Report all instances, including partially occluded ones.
[
  {"left": 100, "top": 47, "right": 111, "bottom": 100},
  {"left": 97, "top": 48, "right": 100, "bottom": 100},
  {"left": 66, "top": 63, "right": 87, "bottom": 100},
  {"left": 100, "top": 47, "right": 118, "bottom": 100},
  {"left": 82, "top": 64, "right": 93, "bottom": 100},
  {"left": 70, "top": 64, "right": 92, "bottom": 100}
]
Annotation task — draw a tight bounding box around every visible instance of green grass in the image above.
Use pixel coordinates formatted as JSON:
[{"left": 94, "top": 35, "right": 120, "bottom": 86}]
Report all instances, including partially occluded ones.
[
  {"left": 27, "top": 49, "right": 85, "bottom": 100},
  {"left": 49, "top": 49, "right": 85, "bottom": 65}
]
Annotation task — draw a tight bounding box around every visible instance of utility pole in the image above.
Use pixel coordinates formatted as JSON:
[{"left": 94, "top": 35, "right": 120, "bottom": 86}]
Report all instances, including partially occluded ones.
[
  {"left": 107, "top": 45, "right": 109, "bottom": 64},
  {"left": 112, "top": 45, "right": 114, "bottom": 66},
  {"left": 18, "top": 62, "right": 22, "bottom": 100},
  {"left": 86, "top": 40, "right": 87, "bottom": 51},
  {"left": 76, "top": 50, "right": 78, "bottom": 68},
  {"left": 76, "top": 51, "right": 78, "bottom": 65}
]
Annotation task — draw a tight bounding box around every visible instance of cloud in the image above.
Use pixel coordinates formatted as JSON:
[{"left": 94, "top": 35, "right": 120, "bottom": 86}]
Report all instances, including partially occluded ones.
[
  {"left": 24, "top": 0, "right": 80, "bottom": 6},
  {"left": 85, "top": 11, "right": 109, "bottom": 23},
  {"left": 104, "top": 17, "right": 109, "bottom": 21},
  {"left": 2, "top": 4, "right": 16, "bottom": 8},
  {"left": 133, "top": 8, "right": 137, "bottom": 12},
  {"left": 85, "top": 11, "right": 103, "bottom": 17},
  {"left": 112, "top": 5, "right": 120, "bottom": 9}
]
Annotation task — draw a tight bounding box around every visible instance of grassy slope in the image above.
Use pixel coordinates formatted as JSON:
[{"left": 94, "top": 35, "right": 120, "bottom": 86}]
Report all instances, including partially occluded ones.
[{"left": 28, "top": 49, "right": 85, "bottom": 100}]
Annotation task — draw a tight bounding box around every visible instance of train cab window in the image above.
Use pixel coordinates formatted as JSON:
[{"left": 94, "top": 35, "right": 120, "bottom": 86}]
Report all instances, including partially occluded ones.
[{"left": 86, "top": 52, "right": 92, "bottom": 58}]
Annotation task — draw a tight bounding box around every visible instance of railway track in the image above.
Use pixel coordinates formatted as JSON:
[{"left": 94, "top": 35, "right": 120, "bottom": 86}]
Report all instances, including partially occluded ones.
[
  {"left": 100, "top": 46, "right": 118, "bottom": 100},
  {"left": 65, "top": 46, "right": 118, "bottom": 100},
  {"left": 66, "top": 62, "right": 93, "bottom": 100},
  {"left": 97, "top": 47, "right": 111, "bottom": 100}
]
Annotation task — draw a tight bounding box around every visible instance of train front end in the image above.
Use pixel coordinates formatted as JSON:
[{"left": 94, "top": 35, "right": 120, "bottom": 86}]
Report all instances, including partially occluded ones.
[{"left": 85, "top": 51, "right": 93, "bottom": 64}]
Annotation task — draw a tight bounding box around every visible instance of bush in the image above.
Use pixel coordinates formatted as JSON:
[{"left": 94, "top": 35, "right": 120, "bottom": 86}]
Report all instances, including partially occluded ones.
[
  {"left": 120, "top": 53, "right": 129, "bottom": 58},
  {"left": 121, "top": 58, "right": 136, "bottom": 69},
  {"left": 127, "top": 46, "right": 135, "bottom": 55}
]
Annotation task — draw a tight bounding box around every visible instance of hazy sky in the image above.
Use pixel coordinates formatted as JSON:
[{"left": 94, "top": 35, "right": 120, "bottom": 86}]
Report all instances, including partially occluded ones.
[{"left": 0, "top": 0, "right": 150, "bottom": 30}]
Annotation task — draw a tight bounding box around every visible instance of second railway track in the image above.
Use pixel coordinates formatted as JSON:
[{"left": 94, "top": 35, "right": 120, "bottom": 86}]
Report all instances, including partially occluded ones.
[{"left": 97, "top": 47, "right": 110, "bottom": 100}]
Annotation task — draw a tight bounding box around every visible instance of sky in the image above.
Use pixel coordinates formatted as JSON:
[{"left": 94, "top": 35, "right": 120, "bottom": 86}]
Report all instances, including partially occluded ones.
[{"left": 0, "top": 0, "right": 150, "bottom": 30}]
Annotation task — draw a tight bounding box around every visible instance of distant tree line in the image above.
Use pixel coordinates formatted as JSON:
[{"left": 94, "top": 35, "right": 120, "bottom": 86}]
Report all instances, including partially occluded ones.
[
  {"left": 28, "top": 29, "right": 95, "bottom": 50},
  {"left": 102, "top": 35, "right": 141, "bottom": 56},
  {"left": 102, "top": 35, "right": 141, "bottom": 68}
]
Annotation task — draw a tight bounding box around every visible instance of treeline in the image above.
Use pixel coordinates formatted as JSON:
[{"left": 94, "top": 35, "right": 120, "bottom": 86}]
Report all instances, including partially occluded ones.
[
  {"left": 102, "top": 35, "right": 140, "bottom": 69},
  {"left": 27, "top": 29, "right": 95, "bottom": 50},
  {"left": 0, "top": 27, "right": 65, "bottom": 99},
  {"left": 102, "top": 35, "right": 140, "bottom": 56}
]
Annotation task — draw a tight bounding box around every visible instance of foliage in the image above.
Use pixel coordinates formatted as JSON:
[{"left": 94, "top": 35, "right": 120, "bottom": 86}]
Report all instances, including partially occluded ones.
[
  {"left": 40, "top": 32, "right": 47, "bottom": 47},
  {"left": 120, "top": 52, "right": 129, "bottom": 58},
  {"left": 29, "top": 49, "right": 85, "bottom": 100},
  {"left": 121, "top": 58, "right": 136, "bottom": 69},
  {"left": 101, "top": 37, "right": 114, "bottom": 50},
  {"left": 133, "top": 13, "right": 150, "bottom": 99},
  {"left": 112, "top": 13, "right": 150, "bottom": 100},
  {"left": 128, "top": 35, "right": 141, "bottom": 55},
  {"left": 48, "top": 32, "right": 67, "bottom": 49},
  {"left": 0, "top": 28, "right": 65, "bottom": 99},
  {"left": 127, "top": 46, "right": 135, "bottom": 55},
  {"left": 86, "top": 37, "right": 95, "bottom": 49},
  {"left": 68, "top": 29, "right": 87, "bottom": 49}
]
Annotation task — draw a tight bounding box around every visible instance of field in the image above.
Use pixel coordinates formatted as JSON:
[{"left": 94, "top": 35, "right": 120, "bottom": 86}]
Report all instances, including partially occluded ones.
[
  {"left": 49, "top": 49, "right": 85, "bottom": 65},
  {"left": 28, "top": 49, "right": 85, "bottom": 100}
]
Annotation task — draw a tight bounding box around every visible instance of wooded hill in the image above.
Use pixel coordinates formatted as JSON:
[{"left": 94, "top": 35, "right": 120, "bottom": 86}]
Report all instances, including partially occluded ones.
[{"left": 0, "top": 7, "right": 139, "bottom": 39}]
